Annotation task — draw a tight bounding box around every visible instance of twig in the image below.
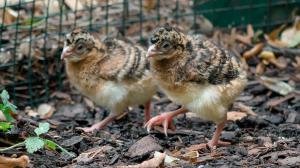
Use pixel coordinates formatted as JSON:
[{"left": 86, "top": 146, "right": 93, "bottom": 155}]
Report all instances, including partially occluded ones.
[
  {"left": 264, "top": 45, "right": 300, "bottom": 57},
  {"left": 0, "top": 141, "right": 25, "bottom": 152}
]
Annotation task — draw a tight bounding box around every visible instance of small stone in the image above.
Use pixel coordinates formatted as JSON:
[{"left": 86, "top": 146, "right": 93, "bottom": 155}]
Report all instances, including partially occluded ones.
[
  {"left": 242, "top": 136, "right": 254, "bottom": 142},
  {"left": 257, "top": 136, "right": 272, "bottom": 147},
  {"left": 264, "top": 114, "right": 284, "bottom": 124},
  {"left": 236, "top": 146, "right": 248, "bottom": 156},
  {"left": 221, "top": 131, "right": 237, "bottom": 143},
  {"left": 236, "top": 116, "right": 269, "bottom": 128},
  {"left": 127, "top": 136, "right": 163, "bottom": 158},
  {"left": 286, "top": 112, "right": 300, "bottom": 124},
  {"left": 61, "top": 136, "right": 83, "bottom": 147},
  {"left": 278, "top": 156, "right": 300, "bottom": 166},
  {"left": 230, "top": 155, "right": 240, "bottom": 160}
]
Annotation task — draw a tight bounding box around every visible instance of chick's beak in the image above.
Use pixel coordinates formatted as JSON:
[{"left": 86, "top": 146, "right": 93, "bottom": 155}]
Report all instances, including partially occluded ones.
[
  {"left": 147, "top": 45, "right": 160, "bottom": 58},
  {"left": 60, "top": 47, "right": 73, "bottom": 60}
]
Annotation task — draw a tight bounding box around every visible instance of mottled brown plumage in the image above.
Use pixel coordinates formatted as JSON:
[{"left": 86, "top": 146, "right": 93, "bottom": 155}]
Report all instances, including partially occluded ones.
[
  {"left": 145, "top": 25, "right": 247, "bottom": 153},
  {"left": 61, "top": 29, "right": 156, "bottom": 132},
  {"left": 148, "top": 25, "right": 242, "bottom": 85}
]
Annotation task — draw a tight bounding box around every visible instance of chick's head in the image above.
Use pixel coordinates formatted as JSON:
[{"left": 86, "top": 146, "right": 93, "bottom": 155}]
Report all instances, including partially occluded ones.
[
  {"left": 61, "top": 28, "right": 96, "bottom": 62},
  {"left": 147, "top": 25, "right": 186, "bottom": 60}
]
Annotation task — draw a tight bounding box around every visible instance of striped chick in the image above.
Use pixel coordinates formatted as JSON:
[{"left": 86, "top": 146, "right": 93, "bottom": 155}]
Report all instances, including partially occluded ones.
[
  {"left": 145, "top": 25, "right": 247, "bottom": 153},
  {"left": 61, "top": 29, "right": 157, "bottom": 132}
]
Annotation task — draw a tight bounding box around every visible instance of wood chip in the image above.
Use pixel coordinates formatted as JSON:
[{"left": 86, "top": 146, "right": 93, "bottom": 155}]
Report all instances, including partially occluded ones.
[
  {"left": 0, "top": 155, "right": 30, "bottom": 168},
  {"left": 243, "top": 43, "right": 265, "bottom": 60},
  {"left": 117, "top": 153, "right": 165, "bottom": 168}
]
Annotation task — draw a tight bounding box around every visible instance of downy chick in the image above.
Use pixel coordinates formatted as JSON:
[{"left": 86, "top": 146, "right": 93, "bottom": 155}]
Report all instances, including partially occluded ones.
[
  {"left": 145, "top": 25, "right": 247, "bottom": 152},
  {"left": 61, "top": 29, "right": 157, "bottom": 132}
]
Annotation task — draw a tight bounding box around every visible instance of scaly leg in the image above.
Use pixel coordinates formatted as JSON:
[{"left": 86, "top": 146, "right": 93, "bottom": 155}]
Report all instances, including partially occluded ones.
[
  {"left": 143, "top": 100, "right": 152, "bottom": 124},
  {"left": 187, "top": 121, "right": 230, "bottom": 154},
  {"left": 82, "top": 113, "right": 122, "bottom": 133},
  {"left": 144, "top": 107, "right": 189, "bottom": 136}
]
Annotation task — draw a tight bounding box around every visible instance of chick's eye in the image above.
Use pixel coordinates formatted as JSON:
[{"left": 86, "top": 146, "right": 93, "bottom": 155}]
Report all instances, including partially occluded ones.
[
  {"left": 77, "top": 44, "right": 84, "bottom": 51},
  {"left": 162, "top": 42, "right": 170, "bottom": 49}
]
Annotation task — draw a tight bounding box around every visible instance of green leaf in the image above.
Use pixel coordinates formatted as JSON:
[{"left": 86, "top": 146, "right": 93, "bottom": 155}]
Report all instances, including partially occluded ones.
[
  {"left": 25, "top": 137, "right": 45, "bottom": 153},
  {"left": 1, "top": 90, "right": 9, "bottom": 104},
  {"left": 1, "top": 109, "right": 14, "bottom": 122},
  {"left": 44, "top": 139, "right": 57, "bottom": 150},
  {"left": 5, "top": 102, "right": 17, "bottom": 113},
  {"left": 34, "top": 122, "right": 50, "bottom": 136},
  {"left": 0, "top": 122, "right": 13, "bottom": 132},
  {"left": 44, "top": 139, "right": 75, "bottom": 157}
]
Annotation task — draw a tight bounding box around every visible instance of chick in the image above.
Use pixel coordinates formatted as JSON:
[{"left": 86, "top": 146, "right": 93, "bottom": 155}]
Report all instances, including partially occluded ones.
[
  {"left": 61, "top": 29, "right": 156, "bottom": 132},
  {"left": 145, "top": 25, "right": 247, "bottom": 152}
]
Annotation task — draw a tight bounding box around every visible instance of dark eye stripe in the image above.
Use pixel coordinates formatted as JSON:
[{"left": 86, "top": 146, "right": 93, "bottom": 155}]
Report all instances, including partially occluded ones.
[
  {"left": 66, "top": 39, "right": 72, "bottom": 45},
  {"left": 75, "top": 38, "right": 84, "bottom": 44}
]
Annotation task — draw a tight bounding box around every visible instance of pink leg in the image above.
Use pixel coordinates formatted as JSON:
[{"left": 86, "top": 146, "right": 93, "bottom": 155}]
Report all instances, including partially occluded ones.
[
  {"left": 144, "top": 101, "right": 152, "bottom": 124},
  {"left": 144, "top": 107, "right": 188, "bottom": 136},
  {"left": 82, "top": 113, "right": 121, "bottom": 133},
  {"left": 187, "top": 121, "right": 230, "bottom": 154}
]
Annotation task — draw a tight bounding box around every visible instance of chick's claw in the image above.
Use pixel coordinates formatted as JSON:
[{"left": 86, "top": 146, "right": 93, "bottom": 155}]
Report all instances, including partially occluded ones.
[{"left": 144, "top": 113, "right": 176, "bottom": 136}]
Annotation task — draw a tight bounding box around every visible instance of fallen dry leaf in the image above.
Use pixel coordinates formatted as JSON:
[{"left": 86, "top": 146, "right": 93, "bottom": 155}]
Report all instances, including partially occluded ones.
[
  {"left": 74, "top": 145, "right": 113, "bottom": 164},
  {"left": 0, "top": 155, "right": 30, "bottom": 168},
  {"left": 235, "top": 102, "right": 257, "bottom": 116},
  {"left": 154, "top": 151, "right": 179, "bottom": 164},
  {"left": 227, "top": 111, "right": 247, "bottom": 121},
  {"left": 37, "top": 103, "right": 55, "bottom": 119},
  {"left": 280, "top": 17, "right": 300, "bottom": 48},
  {"left": 117, "top": 153, "right": 165, "bottom": 168},
  {"left": 181, "top": 150, "right": 199, "bottom": 163},
  {"left": 259, "top": 76, "right": 295, "bottom": 96},
  {"left": 265, "top": 25, "right": 289, "bottom": 48}
]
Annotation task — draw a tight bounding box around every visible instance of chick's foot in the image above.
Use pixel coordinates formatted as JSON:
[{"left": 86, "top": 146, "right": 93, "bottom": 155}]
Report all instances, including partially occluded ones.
[
  {"left": 82, "top": 113, "right": 120, "bottom": 133},
  {"left": 187, "top": 121, "right": 230, "bottom": 155},
  {"left": 144, "top": 108, "right": 188, "bottom": 136}
]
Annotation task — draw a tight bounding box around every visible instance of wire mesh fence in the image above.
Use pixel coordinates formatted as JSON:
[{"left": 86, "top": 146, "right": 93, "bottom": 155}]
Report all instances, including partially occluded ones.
[{"left": 0, "top": 0, "right": 299, "bottom": 107}]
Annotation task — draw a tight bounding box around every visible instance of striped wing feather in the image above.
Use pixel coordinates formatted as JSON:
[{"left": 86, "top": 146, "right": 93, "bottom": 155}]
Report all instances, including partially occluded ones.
[
  {"left": 97, "top": 38, "right": 148, "bottom": 81},
  {"left": 184, "top": 35, "right": 241, "bottom": 85}
]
